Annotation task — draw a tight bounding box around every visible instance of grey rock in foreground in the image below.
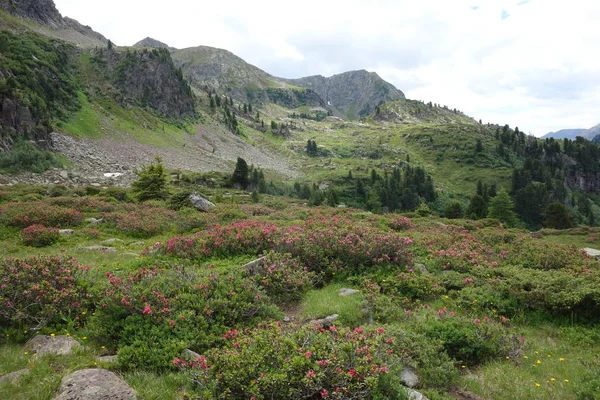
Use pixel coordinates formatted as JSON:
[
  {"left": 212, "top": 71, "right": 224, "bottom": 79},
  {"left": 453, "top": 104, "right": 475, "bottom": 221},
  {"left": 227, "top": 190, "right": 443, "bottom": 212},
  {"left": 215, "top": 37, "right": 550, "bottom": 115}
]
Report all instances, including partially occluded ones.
[
  {"left": 189, "top": 193, "right": 215, "bottom": 212},
  {"left": 339, "top": 288, "right": 360, "bottom": 297},
  {"left": 53, "top": 369, "right": 136, "bottom": 400},
  {"left": 26, "top": 335, "right": 81, "bottom": 356},
  {"left": 583, "top": 247, "right": 600, "bottom": 260},
  {"left": 401, "top": 367, "right": 419, "bottom": 388},
  {"left": 309, "top": 314, "right": 338, "bottom": 328},
  {"left": 78, "top": 246, "right": 116, "bottom": 253},
  {"left": 0, "top": 368, "right": 29, "bottom": 384},
  {"left": 407, "top": 389, "right": 429, "bottom": 400}
]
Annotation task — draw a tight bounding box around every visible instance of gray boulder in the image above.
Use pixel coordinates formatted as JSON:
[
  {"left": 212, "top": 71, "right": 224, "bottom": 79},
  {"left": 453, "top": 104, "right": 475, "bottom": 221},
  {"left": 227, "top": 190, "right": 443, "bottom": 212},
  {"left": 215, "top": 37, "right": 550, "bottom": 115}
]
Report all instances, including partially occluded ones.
[
  {"left": 59, "top": 229, "right": 75, "bottom": 236},
  {"left": 339, "top": 288, "right": 360, "bottom": 297},
  {"left": 583, "top": 247, "right": 600, "bottom": 260},
  {"left": 401, "top": 367, "right": 419, "bottom": 388},
  {"left": 78, "top": 246, "right": 116, "bottom": 253},
  {"left": 414, "top": 263, "right": 429, "bottom": 274},
  {"left": 309, "top": 314, "right": 338, "bottom": 328},
  {"left": 53, "top": 369, "right": 136, "bottom": 400},
  {"left": 26, "top": 335, "right": 81, "bottom": 356},
  {"left": 0, "top": 368, "right": 29, "bottom": 384},
  {"left": 189, "top": 193, "right": 215, "bottom": 212},
  {"left": 407, "top": 389, "right": 429, "bottom": 400}
]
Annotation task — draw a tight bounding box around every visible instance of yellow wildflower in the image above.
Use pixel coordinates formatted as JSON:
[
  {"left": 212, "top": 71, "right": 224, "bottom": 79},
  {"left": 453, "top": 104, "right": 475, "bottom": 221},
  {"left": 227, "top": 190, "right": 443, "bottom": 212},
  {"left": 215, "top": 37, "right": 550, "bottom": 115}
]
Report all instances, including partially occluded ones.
[
  {"left": 535, "top": 383, "right": 541, "bottom": 387},
  {"left": 559, "top": 358, "right": 565, "bottom": 361}
]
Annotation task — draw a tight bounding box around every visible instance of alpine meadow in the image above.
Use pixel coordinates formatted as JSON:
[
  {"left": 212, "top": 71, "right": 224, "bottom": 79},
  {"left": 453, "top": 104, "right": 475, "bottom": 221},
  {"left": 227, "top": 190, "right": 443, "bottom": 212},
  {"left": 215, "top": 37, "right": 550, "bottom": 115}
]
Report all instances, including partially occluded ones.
[{"left": 1, "top": 1, "right": 600, "bottom": 399}]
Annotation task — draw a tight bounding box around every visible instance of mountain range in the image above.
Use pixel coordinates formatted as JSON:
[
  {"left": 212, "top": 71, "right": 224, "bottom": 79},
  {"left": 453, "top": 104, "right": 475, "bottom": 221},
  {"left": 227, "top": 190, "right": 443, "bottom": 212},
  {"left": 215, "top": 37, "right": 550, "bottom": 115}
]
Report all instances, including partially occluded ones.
[
  {"left": 542, "top": 123, "right": 600, "bottom": 140},
  {"left": 2, "top": 0, "right": 600, "bottom": 223}
]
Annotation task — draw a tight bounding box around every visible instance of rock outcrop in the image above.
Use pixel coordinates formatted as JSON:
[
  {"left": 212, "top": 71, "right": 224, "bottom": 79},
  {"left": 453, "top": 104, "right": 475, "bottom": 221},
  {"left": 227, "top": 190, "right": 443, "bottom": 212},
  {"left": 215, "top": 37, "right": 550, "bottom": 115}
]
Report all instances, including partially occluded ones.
[
  {"left": 134, "top": 37, "right": 176, "bottom": 52},
  {"left": 0, "top": 0, "right": 65, "bottom": 28},
  {"left": 53, "top": 369, "right": 136, "bottom": 400},
  {"left": 26, "top": 335, "right": 81, "bottom": 356}
]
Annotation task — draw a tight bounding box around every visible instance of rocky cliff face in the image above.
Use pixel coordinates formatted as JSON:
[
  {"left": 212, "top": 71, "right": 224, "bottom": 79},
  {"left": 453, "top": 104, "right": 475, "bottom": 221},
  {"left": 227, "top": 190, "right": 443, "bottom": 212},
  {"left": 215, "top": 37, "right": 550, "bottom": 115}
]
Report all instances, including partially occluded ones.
[
  {"left": 0, "top": 0, "right": 65, "bottom": 28},
  {"left": 283, "top": 70, "right": 405, "bottom": 119},
  {"left": 374, "top": 99, "right": 475, "bottom": 125},
  {"left": 98, "top": 48, "right": 195, "bottom": 119}
]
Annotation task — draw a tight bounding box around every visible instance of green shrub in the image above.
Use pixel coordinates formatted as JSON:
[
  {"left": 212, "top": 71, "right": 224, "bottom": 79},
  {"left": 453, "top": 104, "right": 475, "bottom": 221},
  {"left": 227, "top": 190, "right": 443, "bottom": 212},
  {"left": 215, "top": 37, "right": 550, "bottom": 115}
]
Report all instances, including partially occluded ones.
[
  {"left": 252, "top": 252, "right": 316, "bottom": 304},
  {"left": 178, "top": 323, "right": 402, "bottom": 399},
  {"left": 132, "top": 157, "right": 168, "bottom": 201},
  {"left": 103, "top": 187, "right": 131, "bottom": 202},
  {"left": 0, "top": 140, "right": 62, "bottom": 174},
  {"left": 20, "top": 224, "right": 60, "bottom": 247},
  {"left": 0, "top": 257, "right": 87, "bottom": 330},
  {"left": 0, "top": 201, "right": 83, "bottom": 228}
]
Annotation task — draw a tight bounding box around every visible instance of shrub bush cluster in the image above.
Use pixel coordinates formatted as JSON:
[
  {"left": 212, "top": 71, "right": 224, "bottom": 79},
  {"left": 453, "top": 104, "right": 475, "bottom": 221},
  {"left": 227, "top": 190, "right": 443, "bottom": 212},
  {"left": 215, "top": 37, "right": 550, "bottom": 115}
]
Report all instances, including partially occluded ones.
[
  {"left": 0, "top": 257, "right": 87, "bottom": 329},
  {"left": 0, "top": 201, "right": 83, "bottom": 228},
  {"left": 20, "top": 224, "right": 60, "bottom": 247}
]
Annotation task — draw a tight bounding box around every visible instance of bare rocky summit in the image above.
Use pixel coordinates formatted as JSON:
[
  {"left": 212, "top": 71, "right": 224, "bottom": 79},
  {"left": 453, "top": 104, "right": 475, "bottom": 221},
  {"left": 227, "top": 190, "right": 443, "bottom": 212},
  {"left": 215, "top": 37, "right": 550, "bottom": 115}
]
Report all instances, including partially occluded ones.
[{"left": 134, "top": 37, "right": 176, "bottom": 51}]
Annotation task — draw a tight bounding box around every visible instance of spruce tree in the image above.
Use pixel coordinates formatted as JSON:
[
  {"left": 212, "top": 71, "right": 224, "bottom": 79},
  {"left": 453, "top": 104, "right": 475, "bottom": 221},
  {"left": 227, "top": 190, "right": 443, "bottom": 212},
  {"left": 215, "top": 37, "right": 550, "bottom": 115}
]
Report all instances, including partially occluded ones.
[
  {"left": 487, "top": 189, "right": 518, "bottom": 227},
  {"left": 132, "top": 157, "right": 168, "bottom": 201},
  {"left": 232, "top": 157, "right": 249, "bottom": 189}
]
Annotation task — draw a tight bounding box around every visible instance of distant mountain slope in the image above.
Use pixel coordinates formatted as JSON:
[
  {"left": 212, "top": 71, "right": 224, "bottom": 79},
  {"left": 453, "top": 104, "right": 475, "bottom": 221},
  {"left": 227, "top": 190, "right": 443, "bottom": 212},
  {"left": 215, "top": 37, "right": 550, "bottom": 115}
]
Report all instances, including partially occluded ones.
[
  {"left": 0, "top": 0, "right": 107, "bottom": 47},
  {"left": 374, "top": 99, "right": 476, "bottom": 125},
  {"left": 541, "top": 129, "right": 587, "bottom": 140},
  {"left": 282, "top": 70, "right": 405, "bottom": 119},
  {"left": 582, "top": 123, "right": 600, "bottom": 140},
  {"left": 134, "top": 37, "right": 176, "bottom": 51}
]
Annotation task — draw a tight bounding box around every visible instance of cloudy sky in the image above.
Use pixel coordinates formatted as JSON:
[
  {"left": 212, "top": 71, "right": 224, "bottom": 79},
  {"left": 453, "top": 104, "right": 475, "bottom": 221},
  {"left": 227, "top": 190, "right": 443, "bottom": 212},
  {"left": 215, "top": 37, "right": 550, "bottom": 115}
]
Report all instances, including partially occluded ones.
[{"left": 54, "top": 0, "right": 600, "bottom": 136}]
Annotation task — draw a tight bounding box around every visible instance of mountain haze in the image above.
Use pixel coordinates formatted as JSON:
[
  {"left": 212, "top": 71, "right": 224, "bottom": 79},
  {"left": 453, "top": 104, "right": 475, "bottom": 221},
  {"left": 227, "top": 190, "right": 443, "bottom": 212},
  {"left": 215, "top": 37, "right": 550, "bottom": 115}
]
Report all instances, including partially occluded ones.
[{"left": 541, "top": 128, "right": 587, "bottom": 140}]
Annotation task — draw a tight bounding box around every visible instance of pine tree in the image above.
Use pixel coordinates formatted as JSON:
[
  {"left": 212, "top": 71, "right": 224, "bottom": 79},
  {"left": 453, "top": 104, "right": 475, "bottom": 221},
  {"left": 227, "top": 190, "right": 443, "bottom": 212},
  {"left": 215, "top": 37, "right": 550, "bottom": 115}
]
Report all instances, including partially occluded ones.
[
  {"left": 487, "top": 189, "right": 518, "bottom": 227},
  {"left": 131, "top": 157, "right": 168, "bottom": 201},
  {"left": 544, "top": 202, "right": 572, "bottom": 229},
  {"left": 107, "top": 39, "right": 114, "bottom": 50},
  {"left": 232, "top": 157, "right": 249, "bottom": 189},
  {"left": 467, "top": 195, "right": 488, "bottom": 219}
]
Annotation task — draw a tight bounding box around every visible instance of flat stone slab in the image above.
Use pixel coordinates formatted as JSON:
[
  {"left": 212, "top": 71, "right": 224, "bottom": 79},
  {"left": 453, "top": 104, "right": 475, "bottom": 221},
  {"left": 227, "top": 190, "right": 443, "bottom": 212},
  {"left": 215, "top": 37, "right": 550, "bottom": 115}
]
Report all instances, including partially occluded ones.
[
  {"left": 26, "top": 335, "right": 81, "bottom": 356},
  {"left": 339, "top": 288, "right": 360, "bottom": 297},
  {"left": 407, "top": 389, "right": 429, "bottom": 400},
  {"left": 54, "top": 368, "right": 136, "bottom": 400},
  {"left": 59, "top": 229, "right": 75, "bottom": 236},
  {"left": 0, "top": 368, "right": 29, "bottom": 384},
  {"left": 97, "top": 355, "right": 118, "bottom": 363},
  {"left": 583, "top": 247, "right": 600, "bottom": 259},
  {"left": 78, "top": 246, "right": 116, "bottom": 253},
  {"left": 309, "top": 314, "right": 338, "bottom": 327}
]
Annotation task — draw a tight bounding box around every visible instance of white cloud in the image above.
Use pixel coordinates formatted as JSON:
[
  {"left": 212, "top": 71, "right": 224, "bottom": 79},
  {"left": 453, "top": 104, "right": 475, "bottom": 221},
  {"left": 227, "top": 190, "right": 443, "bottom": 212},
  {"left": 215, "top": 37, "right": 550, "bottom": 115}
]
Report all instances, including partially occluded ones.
[{"left": 53, "top": 0, "right": 600, "bottom": 136}]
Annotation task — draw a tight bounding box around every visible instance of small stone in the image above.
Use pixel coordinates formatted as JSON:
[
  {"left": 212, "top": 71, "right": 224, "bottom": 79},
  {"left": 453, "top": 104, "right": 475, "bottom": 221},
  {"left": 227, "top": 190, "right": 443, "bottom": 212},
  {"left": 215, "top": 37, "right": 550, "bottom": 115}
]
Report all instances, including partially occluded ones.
[
  {"left": 243, "top": 257, "right": 267, "bottom": 275},
  {"left": 309, "top": 314, "right": 338, "bottom": 327},
  {"left": 407, "top": 389, "right": 429, "bottom": 400},
  {"left": 283, "top": 316, "right": 291, "bottom": 323},
  {"left": 414, "top": 263, "right": 429, "bottom": 274},
  {"left": 102, "top": 238, "right": 123, "bottom": 244},
  {"left": 97, "top": 355, "right": 118, "bottom": 363},
  {"left": 59, "top": 171, "right": 69, "bottom": 179},
  {"left": 78, "top": 246, "right": 116, "bottom": 253},
  {"left": 339, "top": 288, "right": 360, "bottom": 297},
  {"left": 59, "top": 229, "right": 75, "bottom": 236},
  {"left": 401, "top": 367, "right": 419, "bottom": 388},
  {"left": 85, "top": 218, "right": 103, "bottom": 225},
  {"left": 26, "top": 335, "right": 81, "bottom": 356},
  {"left": 182, "top": 349, "right": 200, "bottom": 360}
]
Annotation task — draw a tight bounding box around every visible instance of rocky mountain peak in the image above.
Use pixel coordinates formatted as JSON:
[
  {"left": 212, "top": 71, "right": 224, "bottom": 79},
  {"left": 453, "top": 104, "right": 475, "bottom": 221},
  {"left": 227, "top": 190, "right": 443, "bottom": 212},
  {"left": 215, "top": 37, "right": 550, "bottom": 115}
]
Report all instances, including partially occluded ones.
[
  {"left": 282, "top": 69, "right": 405, "bottom": 119},
  {"left": 0, "top": 0, "right": 65, "bottom": 28},
  {"left": 133, "top": 37, "right": 176, "bottom": 51}
]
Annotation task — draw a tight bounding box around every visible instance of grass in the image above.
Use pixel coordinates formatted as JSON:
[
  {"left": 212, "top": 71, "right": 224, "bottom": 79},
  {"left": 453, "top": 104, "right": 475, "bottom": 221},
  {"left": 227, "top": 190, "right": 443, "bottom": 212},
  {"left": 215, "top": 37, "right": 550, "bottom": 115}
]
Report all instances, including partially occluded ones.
[
  {"left": 459, "top": 323, "right": 600, "bottom": 400},
  {"left": 301, "top": 283, "right": 365, "bottom": 326}
]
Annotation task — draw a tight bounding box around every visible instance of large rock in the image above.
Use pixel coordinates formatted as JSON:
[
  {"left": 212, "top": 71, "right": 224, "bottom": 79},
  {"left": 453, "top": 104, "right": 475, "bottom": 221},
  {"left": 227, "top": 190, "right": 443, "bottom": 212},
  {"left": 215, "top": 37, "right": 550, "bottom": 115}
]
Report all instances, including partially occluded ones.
[
  {"left": 53, "top": 369, "right": 136, "bottom": 400},
  {"left": 407, "top": 389, "right": 429, "bottom": 400},
  {"left": 401, "top": 367, "right": 419, "bottom": 388},
  {"left": 243, "top": 256, "right": 267, "bottom": 275},
  {"left": 78, "top": 246, "right": 116, "bottom": 253},
  {"left": 189, "top": 193, "right": 215, "bottom": 212},
  {"left": 583, "top": 247, "right": 600, "bottom": 260},
  {"left": 309, "top": 314, "right": 338, "bottom": 328},
  {"left": 339, "top": 288, "right": 360, "bottom": 297},
  {"left": 0, "top": 368, "right": 29, "bottom": 384},
  {"left": 26, "top": 335, "right": 81, "bottom": 356}
]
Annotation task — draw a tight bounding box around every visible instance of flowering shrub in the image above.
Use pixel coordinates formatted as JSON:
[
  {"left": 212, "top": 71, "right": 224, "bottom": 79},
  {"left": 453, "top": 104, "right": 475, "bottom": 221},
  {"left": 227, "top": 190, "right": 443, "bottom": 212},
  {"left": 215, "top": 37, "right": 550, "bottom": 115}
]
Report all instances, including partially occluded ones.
[
  {"left": 388, "top": 216, "right": 416, "bottom": 231},
  {"left": 104, "top": 206, "right": 177, "bottom": 237},
  {"left": 0, "top": 201, "right": 83, "bottom": 228},
  {"left": 89, "top": 266, "right": 278, "bottom": 370},
  {"left": 508, "top": 240, "right": 597, "bottom": 271},
  {"left": 178, "top": 323, "right": 406, "bottom": 399},
  {"left": 276, "top": 216, "right": 414, "bottom": 275},
  {"left": 251, "top": 252, "right": 316, "bottom": 303},
  {"left": 0, "top": 257, "right": 87, "bottom": 329},
  {"left": 20, "top": 224, "right": 60, "bottom": 247}
]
